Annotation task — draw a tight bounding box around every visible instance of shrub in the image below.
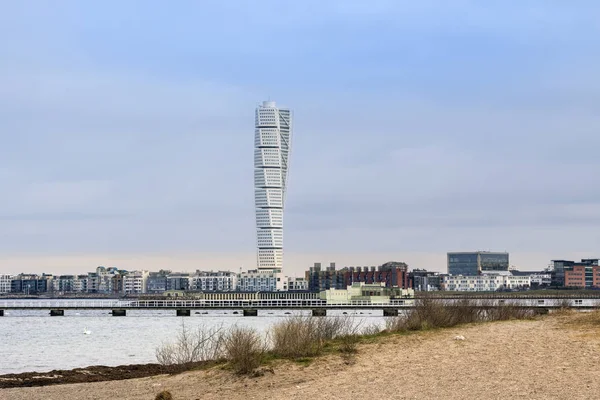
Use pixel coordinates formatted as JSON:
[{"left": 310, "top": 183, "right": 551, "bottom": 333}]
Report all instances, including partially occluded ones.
[
  {"left": 155, "top": 321, "right": 226, "bottom": 369},
  {"left": 155, "top": 390, "right": 173, "bottom": 400},
  {"left": 224, "top": 326, "right": 265, "bottom": 375},
  {"left": 270, "top": 316, "right": 358, "bottom": 358},
  {"left": 385, "top": 298, "right": 536, "bottom": 333},
  {"left": 338, "top": 334, "right": 360, "bottom": 354}
]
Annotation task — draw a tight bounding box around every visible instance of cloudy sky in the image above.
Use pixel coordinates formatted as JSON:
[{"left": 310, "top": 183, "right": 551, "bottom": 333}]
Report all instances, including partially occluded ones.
[{"left": 1, "top": 1, "right": 599, "bottom": 275}]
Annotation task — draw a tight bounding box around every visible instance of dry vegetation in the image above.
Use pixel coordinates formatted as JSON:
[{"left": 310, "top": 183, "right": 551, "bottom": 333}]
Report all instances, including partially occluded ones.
[
  {"left": 385, "top": 298, "right": 538, "bottom": 332},
  {"left": 154, "top": 299, "right": 541, "bottom": 376},
  {"left": 6, "top": 310, "right": 600, "bottom": 400}
]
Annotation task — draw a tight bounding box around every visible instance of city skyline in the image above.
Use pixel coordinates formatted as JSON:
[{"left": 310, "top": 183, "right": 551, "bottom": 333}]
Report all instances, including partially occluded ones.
[{"left": 1, "top": 2, "right": 599, "bottom": 275}]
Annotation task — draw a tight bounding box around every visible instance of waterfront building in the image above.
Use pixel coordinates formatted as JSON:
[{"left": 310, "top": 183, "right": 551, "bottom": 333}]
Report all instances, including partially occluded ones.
[
  {"left": 165, "top": 272, "right": 192, "bottom": 291},
  {"left": 550, "top": 259, "right": 576, "bottom": 287},
  {"left": 0, "top": 274, "right": 13, "bottom": 293},
  {"left": 441, "top": 274, "right": 530, "bottom": 292},
  {"left": 346, "top": 262, "right": 410, "bottom": 289},
  {"left": 74, "top": 275, "right": 88, "bottom": 293},
  {"left": 319, "top": 282, "right": 415, "bottom": 304},
  {"left": 10, "top": 274, "right": 54, "bottom": 294},
  {"left": 254, "top": 100, "right": 292, "bottom": 271},
  {"left": 147, "top": 270, "right": 170, "bottom": 294},
  {"left": 306, "top": 262, "right": 345, "bottom": 291},
  {"left": 238, "top": 269, "right": 285, "bottom": 292},
  {"left": 191, "top": 270, "right": 238, "bottom": 292},
  {"left": 510, "top": 270, "right": 552, "bottom": 289},
  {"left": 564, "top": 259, "right": 600, "bottom": 289},
  {"left": 123, "top": 270, "right": 150, "bottom": 294},
  {"left": 287, "top": 277, "right": 309, "bottom": 291},
  {"left": 93, "top": 267, "right": 124, "bottom": 294},
  {"left": 307, "top": 261, "right": 411, "bottom": 292},
  {"left": 53, "top": 275, "right": 78, "bottom": 293},
  {"left": 447, "top": 251, "right": 509, "bottom": 276},
  {"left": 410, "top": 269, "right": 442, "bottom": 291}
]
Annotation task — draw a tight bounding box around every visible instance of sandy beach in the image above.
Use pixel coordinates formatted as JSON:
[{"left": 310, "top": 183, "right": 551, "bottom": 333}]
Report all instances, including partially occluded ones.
[{"left": 2, "top": 312, "right": 600, "bottom": 400}]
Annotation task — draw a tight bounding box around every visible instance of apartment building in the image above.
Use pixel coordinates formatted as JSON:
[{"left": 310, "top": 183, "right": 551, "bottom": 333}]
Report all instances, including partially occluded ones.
[
  {"left": 442, "top": 274, "right": 531, "bottom": 292},
  {"left": 123, "top": 270, "right": 150, "bottom": 294},
  {"left": 191, "top": 271, "right": 237, "bottom": 292},
  {"left": 307, "top": 261, "right": 411, "bottom": 292},
  {"left": 0, "top": 275, "right": 13, "bottom": 293},
  {"left": 238, "top": 269, "right": 285, "bottom": 292}
]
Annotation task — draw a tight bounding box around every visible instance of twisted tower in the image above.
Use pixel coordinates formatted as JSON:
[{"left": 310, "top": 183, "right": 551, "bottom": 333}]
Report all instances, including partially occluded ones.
[{"left": 254, "top": 101, "right": 292, "bottom": 271}]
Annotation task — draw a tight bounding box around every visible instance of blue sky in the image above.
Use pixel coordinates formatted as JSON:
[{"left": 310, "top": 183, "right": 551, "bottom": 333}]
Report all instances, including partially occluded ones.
[{"left": 1, "top": 1, "right": 599, "bottom": 275}]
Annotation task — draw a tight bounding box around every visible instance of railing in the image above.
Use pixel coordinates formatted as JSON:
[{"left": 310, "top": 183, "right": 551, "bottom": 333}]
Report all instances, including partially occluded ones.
[{"left": 1, "top": 298, "right": 600, "bottom": 309}]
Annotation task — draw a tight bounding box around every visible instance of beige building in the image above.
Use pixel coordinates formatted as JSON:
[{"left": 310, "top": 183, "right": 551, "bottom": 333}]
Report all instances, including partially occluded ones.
[{"left": 319, "top": 282, "right": 414, "bottom": 304}]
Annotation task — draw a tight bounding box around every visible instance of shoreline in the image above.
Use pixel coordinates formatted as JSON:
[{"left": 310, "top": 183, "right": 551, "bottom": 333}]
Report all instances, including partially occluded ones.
[{"left": 2, "top": 312, "right": 600, "bottom": 400}]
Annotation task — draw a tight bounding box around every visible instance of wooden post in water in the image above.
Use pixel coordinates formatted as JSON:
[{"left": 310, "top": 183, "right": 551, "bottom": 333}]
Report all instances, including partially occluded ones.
[
  {"left": 312, "top": 309, "right": 326, "bottom": 317},
  {"left": 383, "top": 309, "right": 399, "bottom": 317}
]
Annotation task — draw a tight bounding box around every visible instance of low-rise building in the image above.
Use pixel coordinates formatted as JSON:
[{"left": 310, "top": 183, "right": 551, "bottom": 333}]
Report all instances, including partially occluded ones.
[
  {"left": 287, "top": 277, "right": 309, "bottom": 291},
  {"left": 53, "top": 275, "right": 78, "bottom": 293},
  {"left": 307, "top": 261, "right": 411, "bottom": 292},
  {"left": 11, "top": 274, "right": 54, "bottom": 294},
  {"left": 319, "top": 282, "right": 414, "bottom": 304},
  {"left": 166, "top": 273, "right": 192, "bottom": 291},
  {"left": 238, "top": 269, "right": 285, "bottom": 291},
  {"left": 410, "top": 269, "right": 441, "bottom": 291},
  {"left": 510, "top": 270, "right": 552, "bottom": 289},
  {"left": 123, "top": 270, "right": 150, "bottom": 294},
  {"left": 191, "top": 270, "right": 237, "bottom": 292},
  {"left": 147, "top": 271, "right": 170, "bottom": 294},
  {"left": 442, "top": 274, "right": 531, "bottom": 292},
  {"left": 0, "top": 274, "right": 13, "bottom": 293}
]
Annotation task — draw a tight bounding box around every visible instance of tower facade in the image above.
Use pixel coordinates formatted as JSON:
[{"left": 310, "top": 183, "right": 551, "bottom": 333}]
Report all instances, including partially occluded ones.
[{"left": 254, "top": 101, "right": 292, "bottom": 271}]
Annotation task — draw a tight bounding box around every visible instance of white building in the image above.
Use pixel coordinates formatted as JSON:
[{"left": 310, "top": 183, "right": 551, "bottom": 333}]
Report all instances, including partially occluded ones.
[
  {"left": 254, "top": 101, "right": 292, "bottom": 271},
  {"left": 123, "top": 270, "right": 149, "bottom": 294},
  {"left": 0, "top": 274, "right": 13, "bottom": 293},
  {"left": 238, "top": 269, "right": 286, "bottom": 292},
  {"left": 287, "top": 277, "right": 309, "bottom": 291},
  {"left": 442, "top": 274, "right": 531, "bottom": 292},
  {"left": 191, "top": 271, "right": 237, "bottom": 292}
]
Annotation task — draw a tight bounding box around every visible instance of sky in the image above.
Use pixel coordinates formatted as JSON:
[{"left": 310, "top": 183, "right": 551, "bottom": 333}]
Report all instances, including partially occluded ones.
[{"left": 1, "top": 1, "right": 599, "bottom": 276}]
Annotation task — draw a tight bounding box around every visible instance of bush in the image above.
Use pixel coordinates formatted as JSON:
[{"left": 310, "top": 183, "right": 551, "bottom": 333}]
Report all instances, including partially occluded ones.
[
  {"left": 224, "top": 326, "right": 265, "bottom": 374},
  {"left": 385, "top": 298, "right": 534, "bottom": 333},
  {"left": 155, "top": 390, "right": 173, "bottom": 400},
  {"left": 271, "top": 316, "right": 358, "bottom": 358},
  {"left": 155, "top": 321, "right": 226, "bottom": 369},
  {"left": 338, "top": 334, "right": 360, "bottom": 354}
]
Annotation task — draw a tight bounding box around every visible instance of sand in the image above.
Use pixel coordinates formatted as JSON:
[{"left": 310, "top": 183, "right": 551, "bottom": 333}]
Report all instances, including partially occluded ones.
[{"left": 2, "top": 312, "right": 600, "bottom": 400}]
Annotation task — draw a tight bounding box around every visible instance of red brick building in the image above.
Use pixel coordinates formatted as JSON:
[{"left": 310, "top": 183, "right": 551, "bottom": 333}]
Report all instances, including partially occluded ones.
[
  {"left": 564, "top": 260, "right": 600, "bottom": 288},
  {"left": 344, "top": 262, "right": 410, "bottom": 289}
]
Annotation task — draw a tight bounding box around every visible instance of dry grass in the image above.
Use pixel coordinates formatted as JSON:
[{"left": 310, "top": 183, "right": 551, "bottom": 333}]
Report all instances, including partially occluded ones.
[
  {"left": 386, "top": 298, "right": 536, "bottom": 332},
  {"left": 270, "top": 316, "right": 359, "bottom": 358},
  {"left": 224, "top": 326, "right": 266, "bottom": 375},
  {"left": 560, "top": 310, "right": 600, "bottom": 328},
  {"left": 155, "top": 321, "right": 226, "bottom": 369}
]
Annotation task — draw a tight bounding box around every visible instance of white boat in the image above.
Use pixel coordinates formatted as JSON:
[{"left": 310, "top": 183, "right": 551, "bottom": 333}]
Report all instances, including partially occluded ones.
[{"left": 83, "top": 327, "right": 92, "bottom": 335}]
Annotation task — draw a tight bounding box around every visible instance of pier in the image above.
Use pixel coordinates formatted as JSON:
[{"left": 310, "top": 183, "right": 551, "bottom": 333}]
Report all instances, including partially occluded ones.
[{"left": 1, "top": 297, "right": 600, "bottom": 317}]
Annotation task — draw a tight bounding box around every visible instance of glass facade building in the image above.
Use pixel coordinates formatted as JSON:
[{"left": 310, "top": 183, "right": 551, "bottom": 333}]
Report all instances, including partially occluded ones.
[{"left": 447, "top": 252, "right": 509, "bottom": 276}]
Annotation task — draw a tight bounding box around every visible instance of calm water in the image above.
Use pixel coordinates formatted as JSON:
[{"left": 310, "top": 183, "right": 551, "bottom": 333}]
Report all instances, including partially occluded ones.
[{"left": 0, "top": 305, "right": 385, "bottom": 375}]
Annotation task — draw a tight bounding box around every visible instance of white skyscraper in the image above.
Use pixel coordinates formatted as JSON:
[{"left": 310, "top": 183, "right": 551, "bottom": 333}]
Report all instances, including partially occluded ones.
[{"left": 254, "top": 101, "right": 292, "bottom": 271}]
